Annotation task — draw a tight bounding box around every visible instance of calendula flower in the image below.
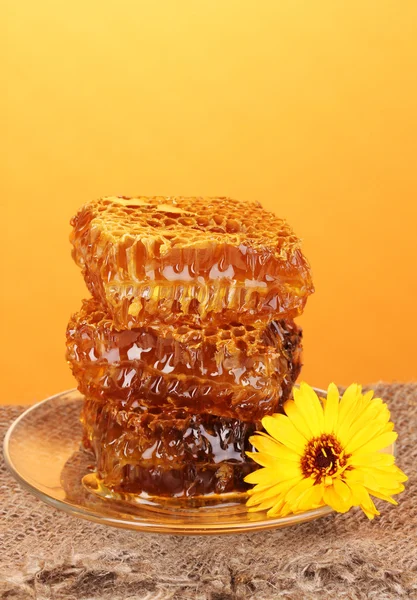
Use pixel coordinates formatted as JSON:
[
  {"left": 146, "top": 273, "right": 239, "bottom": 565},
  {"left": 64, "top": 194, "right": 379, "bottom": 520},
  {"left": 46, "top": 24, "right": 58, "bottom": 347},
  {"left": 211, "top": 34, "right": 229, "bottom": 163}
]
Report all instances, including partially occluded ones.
[{"left": 245, "top": 382, "right": 407, "bottom": 519}]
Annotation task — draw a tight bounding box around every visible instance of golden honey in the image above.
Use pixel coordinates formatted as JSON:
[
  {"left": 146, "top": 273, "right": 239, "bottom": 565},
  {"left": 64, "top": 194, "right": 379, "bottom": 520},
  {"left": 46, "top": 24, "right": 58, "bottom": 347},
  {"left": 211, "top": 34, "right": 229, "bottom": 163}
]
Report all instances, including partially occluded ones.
[
  {"left": 67, "top": 298, "right": 303, "bottom": 421},
  {"left": 81, "top": 397, "right": 260, "bottom": 497},
  {"left": 70, "top": 196, "right": 314, "bottom": 327},
  {"left": 67, "top": 196, "right": 312, "bottom": 503}
]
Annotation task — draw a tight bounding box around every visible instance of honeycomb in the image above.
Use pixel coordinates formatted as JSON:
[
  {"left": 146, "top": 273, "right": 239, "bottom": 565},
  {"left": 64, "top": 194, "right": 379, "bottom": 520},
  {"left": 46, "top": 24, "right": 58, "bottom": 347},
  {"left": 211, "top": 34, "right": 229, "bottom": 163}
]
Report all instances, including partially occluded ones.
[
  {"left": 81, "top": 396, "right": 260, "bottom": 496},
  {"left": 70, "top": 196, "right": 314, "bottom": 327},
  {"left": 67, "top": 298, "right": 303, "bottom": 421},
  {"left": 67, "top": 195, "right": 312, "bottom": 501}
]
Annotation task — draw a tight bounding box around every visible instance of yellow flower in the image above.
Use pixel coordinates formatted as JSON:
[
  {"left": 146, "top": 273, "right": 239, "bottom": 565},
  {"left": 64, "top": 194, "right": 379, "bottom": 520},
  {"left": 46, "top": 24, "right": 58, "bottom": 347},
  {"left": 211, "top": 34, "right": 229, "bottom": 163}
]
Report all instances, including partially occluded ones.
[{"left": 245, "top": 382, "right": 408, "bottom": 519}]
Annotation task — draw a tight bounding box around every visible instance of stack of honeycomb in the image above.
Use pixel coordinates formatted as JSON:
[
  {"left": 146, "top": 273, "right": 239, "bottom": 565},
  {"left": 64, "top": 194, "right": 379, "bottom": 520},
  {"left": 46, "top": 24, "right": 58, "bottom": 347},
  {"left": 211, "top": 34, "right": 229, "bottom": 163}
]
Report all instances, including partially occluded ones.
[{"left": 67, "top": 196, "right": 313, "bottom": 500}]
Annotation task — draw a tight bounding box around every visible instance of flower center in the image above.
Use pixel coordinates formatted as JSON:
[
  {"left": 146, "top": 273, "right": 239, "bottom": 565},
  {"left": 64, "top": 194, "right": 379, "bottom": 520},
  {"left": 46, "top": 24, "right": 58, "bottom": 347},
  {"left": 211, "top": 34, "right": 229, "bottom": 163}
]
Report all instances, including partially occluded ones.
[{"left": 300, "top": 434, "right": 348, "bottom": 483}]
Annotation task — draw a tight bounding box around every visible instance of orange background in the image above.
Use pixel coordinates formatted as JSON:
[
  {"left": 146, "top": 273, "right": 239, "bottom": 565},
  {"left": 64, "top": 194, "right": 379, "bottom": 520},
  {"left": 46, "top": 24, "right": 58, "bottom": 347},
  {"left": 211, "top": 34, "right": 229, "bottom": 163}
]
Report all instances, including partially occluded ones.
[{"left": 2, "top": 1, "right": 417, "bottom": 405}]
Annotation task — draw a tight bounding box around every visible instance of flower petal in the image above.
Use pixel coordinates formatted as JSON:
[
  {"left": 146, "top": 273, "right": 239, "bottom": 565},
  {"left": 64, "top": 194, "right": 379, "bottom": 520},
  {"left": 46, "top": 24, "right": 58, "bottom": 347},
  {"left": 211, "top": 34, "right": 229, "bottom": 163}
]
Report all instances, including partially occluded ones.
[
  {"left": 244, "top": 467, "right": 276, "bottom": 486},
  {"left": 262, "top": 414, "right": 307, "bottom": 453},
  {"left": 345, "top": 419, "right": 393, "bottom": 454},
  {"left": 351, "top": 431, "right": 398, "bottom": 454},
  {"left": 332, "top": 478, "right": 352, "bottom": 505},
  {"left": 284, "top": 476, "right": 315, "bottom": 505},
  {"left": 344, "top": 479, "right": 380, "bottom": 519},
  {"left": 345, "top": 399, "right": 390, "bottom": 442},
  {"left": 338, "top": 383, "right": 362, "bottom": 423},
  {"left": 337, "top": 384, "right": 363, "bottom": 444},
  {"left": 249, "top": 433, "right": 300, "bottom": 462},
  {"left": 323, "top": 484, "right": 351, "bottom": 513},
  {"left": 359, "top": 467, "right": 406, "bottom": 492},
  {"left": 343, "top": 469, "right": 365, "bottom": 484},
  {"left": 244, "top": 462, "right": 300, "bottom": 485},
  {"left": 348, "top": 452, "right": 395, "bottom": 468},
  {"left": 245, "top": 451, "right": 283, "bottom": 469},
  {"left": 246, "top": 476, "right": 302, "bottom": 507},
  {"left": 391, "top": 465, "right": 408, "bottom": 482},
  {"left": 293, "top": 483, "right": 325, "bottom": 512},
  {"left": 248, "top": 500, "right": 278, "bottom": 513},
  {"left": 366, "top": 488, "right": 399, "bottom": 505},
  {"left": 268, "top": 498, "right": 292, "bottom": 517},
  {"left": 293, "top": 383, "right": 324, "bottom": 435},
  {"left": 245, "top": 451, "right": 302, "bottom": 478},
  {"left": 323, "top": 383, "right": 340, "bottom": 433},
  {"left": 283, "top": 400, "right": 314, "bottom": 439}
]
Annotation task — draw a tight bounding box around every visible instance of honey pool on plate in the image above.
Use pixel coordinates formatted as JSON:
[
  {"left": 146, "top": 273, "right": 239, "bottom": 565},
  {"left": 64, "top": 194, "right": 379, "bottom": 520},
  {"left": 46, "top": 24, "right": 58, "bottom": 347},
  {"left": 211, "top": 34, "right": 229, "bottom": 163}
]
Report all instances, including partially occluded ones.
[{"left": 3, "top": 388, "right": 345, "bottom": 535}]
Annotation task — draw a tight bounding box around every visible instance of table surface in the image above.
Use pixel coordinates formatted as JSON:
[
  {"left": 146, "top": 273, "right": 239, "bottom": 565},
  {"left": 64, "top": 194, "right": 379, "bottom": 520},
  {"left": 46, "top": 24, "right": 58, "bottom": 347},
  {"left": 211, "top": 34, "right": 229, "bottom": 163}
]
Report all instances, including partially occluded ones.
[{"left": 1, "top": 382, "right": 416, "bottom": 600}]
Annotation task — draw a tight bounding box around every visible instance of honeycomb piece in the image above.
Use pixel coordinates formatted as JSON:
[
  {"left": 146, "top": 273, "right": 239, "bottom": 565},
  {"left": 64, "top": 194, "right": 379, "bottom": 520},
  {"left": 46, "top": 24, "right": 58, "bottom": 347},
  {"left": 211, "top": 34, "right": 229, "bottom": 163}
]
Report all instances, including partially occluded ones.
[
  {"left": 81, "top": 397, "right": 260, "bottom": 497},
  {"left": 70, "top": 196, "right": 314, "bottom": 326},
  {"left": 67, "top": 298, "right": 303, "bottom": 421}
]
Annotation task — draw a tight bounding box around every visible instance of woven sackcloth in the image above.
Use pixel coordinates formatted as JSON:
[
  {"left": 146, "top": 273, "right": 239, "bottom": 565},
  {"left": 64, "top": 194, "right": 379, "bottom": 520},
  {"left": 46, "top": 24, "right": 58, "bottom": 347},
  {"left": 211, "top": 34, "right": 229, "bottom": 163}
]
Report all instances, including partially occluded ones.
[{"left": 1, "top": 382, "right": 416, "bottom": 600}]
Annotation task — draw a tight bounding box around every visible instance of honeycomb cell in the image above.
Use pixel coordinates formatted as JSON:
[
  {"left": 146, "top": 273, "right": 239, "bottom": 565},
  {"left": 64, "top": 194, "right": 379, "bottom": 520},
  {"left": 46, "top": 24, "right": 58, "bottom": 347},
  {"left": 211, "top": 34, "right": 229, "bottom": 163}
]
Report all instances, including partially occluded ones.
[
  {"left": 67, "top": 298, "right": 303, "bottom": 421},
  {"left": 70, "top": 196, "right": 314, "bottom": 327},
  {"left": 81, "top": 396, "right": 260, "bottom": 497}
]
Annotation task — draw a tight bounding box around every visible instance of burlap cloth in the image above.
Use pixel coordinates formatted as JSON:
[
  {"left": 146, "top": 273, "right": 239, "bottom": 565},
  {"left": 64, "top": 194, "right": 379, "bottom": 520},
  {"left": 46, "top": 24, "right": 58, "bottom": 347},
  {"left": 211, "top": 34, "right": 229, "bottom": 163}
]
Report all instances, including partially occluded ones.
[{"left": 1, "top": 382, "right": 416, "bottom": 600}]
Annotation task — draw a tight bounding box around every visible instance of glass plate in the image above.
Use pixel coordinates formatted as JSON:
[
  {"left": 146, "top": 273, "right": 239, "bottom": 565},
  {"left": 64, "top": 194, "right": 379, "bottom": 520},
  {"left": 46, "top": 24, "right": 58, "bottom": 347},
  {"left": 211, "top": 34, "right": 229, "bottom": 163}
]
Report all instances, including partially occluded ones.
[{"left": 4, "top": 388, "right": 391, "bottom": 535}]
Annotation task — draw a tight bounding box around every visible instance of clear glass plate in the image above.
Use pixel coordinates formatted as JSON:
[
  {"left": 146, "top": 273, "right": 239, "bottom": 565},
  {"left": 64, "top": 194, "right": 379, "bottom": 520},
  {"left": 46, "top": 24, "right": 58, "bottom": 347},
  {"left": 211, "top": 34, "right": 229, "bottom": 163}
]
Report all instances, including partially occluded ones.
[{"left": 4, "top": 388, "right": 387, "bottom": 535}]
